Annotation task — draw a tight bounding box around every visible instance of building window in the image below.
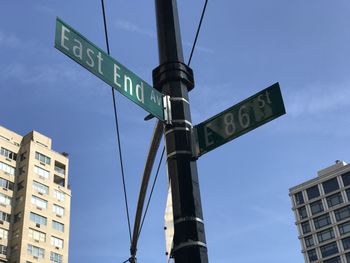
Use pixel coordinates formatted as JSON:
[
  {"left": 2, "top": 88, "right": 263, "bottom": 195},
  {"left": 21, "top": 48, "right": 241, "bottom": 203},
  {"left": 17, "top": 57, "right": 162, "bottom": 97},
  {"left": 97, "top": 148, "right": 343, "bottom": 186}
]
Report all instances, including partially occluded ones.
[
  {"left": 53, "top": 205, "right": 64, "bottom": 216},
  {"left": 0, "top": 193, "right": 11, "bottom": 206},
  {"left": 310, "top": 200, "right": 324, "bottom": 215},
  {"left": 31, "top": 196, "right": 48, "bottom": 209},
  {"left": 30, "top": 212, "right": 47, "bottom": 226},
  {"left": 295, "top": 191, "right": 304, "bottom": 205},
  {"left": 323, "top": 178, "right": 340, "bottom": 194},
  {"left": 54, "top": 175, "right": 65, "bottom": 187},
  {"left": 307, "top": 249, "right": 317, "bottom": 262},
  {"left": 307, "top": 185, "right": 320, "bottom": 200},
  {"left": 51, "top": 236, "right": 63, "bottom": 248},
  {"left": 327, "top": 193, "right": 343, "bottom": 208},
  {"left": 0, "top": 177, "right": 14, "bottom": 190},
  {"left": 317, "top": 227, "right": 335, "bottom": 243},
  {"left": 298, "top": 206, "right": 308, "bottom": 220},
  {"left": 0, "top": 211, "right": 10, "bottom": 222},
  {"left": 314, "top": 213, "right": 331, "bottom": 230},
  {"left": 342, "top": 172, "right": 350, "bottom": 187},
  {"left": 0, "top": 135, "right": 9, "bottom": 142},
  {"left": 35, "top": 152, "right": 51, "bottom": 165},
  {"left": 346, "top": 252, "right": 350, "bottom": 263},
  {"left": 302, "top": 221, "right": 311, "bottom": 234},
  {"left": 0, "top": 245, "right": 7, "bottom": 256},
  {"left": 32, "top": 181, "right": 49, "bottom": 195},
  {"left": 339, "top": 221, "right": 350, "bottom": 235},
  {"left": 29, "top": 228, "right": 46, "bottom": 242},
  {"left": 54, "top": 161, "right": 66, "bottom": 175},
  {"left": 52, "top": 221, "right": 64, "bottom": 232},
  {"left": 304, "top": 235, "right": 314, "bottom": 248},
  {"left": 324, "top": 256, "right": 341, "bottom": 263},
  {"left": 0, "top": 161, "right": 15, "bottom": 175},
  {"left": 335, "top": 205, "right": 350, "bottom": 222},
  {"left": 27, "top": 244, "right": 45, "bottom": 258},
  {"left": 343, "top": 237, "right": 350, "bottom": 251},
  {"left": 320, "top": 241, "right": 338, "bottom": 258},
  {"left": 0, "top": 228, "right": 8, "bottom": 239},
  {"left": 346, "top": 189, "right": 350, "bottom": 202},
  {"left": 0, "top": 147, "right": 17, "bottom": 160},
  {"left": 34, "top": 166, "right": 50, "bottom": 179},
  {"left": 53, "top": 190, "right": 65, "bottom": 202},
  {"left": 50, "top": 252, "right": 63, "bottom": 263}
]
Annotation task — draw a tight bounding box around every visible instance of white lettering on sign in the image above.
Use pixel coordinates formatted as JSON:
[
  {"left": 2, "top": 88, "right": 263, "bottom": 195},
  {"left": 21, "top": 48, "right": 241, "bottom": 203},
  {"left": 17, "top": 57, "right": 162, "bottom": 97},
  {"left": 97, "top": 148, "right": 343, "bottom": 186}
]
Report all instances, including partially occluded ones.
[
  {"left": 266, "top": 90, "right": 272, "bottom": 104},
  {"left": 113, "top": 64, "right": 122, "bottom": 88},
  {"left": 203, "top": 90, "right": 275, "bottom": 145},
  {"left": 204, "top": 123, "right": 214, "bottom": 147},
  {"left": 258, "top": 94, "right": 265, "bottom": 108},
  {"left": 224, "top": 113, "right": 236, "bottom": 136},
  {"left": 73, "top": 39, "right": 83, "bottom": 59},
  {"left": 238, "top": 105, "right": 250, "bottom": 128},
  {"left": 150, "top": 90, "right": 162, "bottom": 106},
  {"left": 60, "top": 26, "right": 104, "bottom": 75},
  {"left": 124, "top": 75, "right": 133, "bottom": 96},
  {"left": 86, "top": 48, "right": 95, "bottom": 67},
  {"left": 60, "top": 25, "right": 70, "bottom": 51},
  {"left": 97, "top": 52, "right": 103, "bottom": 75},
  {"left": 136, "top": 82, "right": 145, "bottom": 104}
]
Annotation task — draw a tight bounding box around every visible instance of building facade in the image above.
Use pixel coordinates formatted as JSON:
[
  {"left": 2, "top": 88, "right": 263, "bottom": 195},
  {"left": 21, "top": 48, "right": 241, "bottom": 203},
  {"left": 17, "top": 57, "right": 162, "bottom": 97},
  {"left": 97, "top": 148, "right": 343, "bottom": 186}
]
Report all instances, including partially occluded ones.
[
  {"left": 290, "top": 161, "right": 350, "bottom": 263},
  {"left": 0, "top": 126, "right": 71, "bottom": 263}
]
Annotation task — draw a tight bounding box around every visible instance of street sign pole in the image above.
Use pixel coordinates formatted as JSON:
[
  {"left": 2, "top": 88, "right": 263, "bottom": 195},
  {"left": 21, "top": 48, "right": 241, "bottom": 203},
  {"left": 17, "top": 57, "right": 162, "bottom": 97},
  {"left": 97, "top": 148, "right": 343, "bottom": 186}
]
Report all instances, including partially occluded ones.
[{"left": 153, "top": 1, "right": 208, "bottom": 262}]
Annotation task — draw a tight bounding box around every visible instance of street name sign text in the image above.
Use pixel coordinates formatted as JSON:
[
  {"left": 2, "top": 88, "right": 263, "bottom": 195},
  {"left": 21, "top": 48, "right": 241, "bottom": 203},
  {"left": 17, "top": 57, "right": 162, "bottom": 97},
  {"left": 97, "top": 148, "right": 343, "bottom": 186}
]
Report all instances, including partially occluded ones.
[
  {"left": 55, "top": 18, "right": 164, "bottom": 121},
  {"left": 194, "top": 83, "right": 285, "bottom": 156}
]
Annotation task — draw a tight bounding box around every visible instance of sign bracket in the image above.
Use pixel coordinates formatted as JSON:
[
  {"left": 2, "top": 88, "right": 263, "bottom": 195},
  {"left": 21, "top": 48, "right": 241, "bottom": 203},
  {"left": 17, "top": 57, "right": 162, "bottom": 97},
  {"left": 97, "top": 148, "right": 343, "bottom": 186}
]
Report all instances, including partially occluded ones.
[{"left": 163, "top": 95, "right": 172, "bottom": 125}]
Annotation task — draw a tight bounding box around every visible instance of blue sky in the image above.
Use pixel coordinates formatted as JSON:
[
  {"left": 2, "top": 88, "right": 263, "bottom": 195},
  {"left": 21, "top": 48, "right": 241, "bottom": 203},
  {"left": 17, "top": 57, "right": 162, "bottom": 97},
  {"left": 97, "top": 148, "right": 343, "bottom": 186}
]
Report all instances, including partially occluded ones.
[{"left": 1, "top": 1, "right": 350, "bottom": 262}]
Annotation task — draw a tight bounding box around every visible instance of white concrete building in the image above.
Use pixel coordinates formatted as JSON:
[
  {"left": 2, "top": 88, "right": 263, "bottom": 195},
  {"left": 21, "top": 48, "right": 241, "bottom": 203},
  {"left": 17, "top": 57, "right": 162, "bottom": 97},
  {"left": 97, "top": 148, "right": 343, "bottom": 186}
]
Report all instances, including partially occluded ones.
[{"left": 290, "top": 161, "right": 350, "bottom": 263}]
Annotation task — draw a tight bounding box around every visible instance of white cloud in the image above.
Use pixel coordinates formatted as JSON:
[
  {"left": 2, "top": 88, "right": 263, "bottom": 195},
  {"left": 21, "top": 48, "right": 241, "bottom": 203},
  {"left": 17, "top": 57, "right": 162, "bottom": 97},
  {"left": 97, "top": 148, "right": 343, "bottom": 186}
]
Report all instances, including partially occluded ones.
[
  {"left": 0, "top": 30, "right": 20, "bottom": 48},
  {"left": 35, "top": 4, "right": 55, "bottom": 16},
  {"left": 114, "top": 20, "right": 155, "bottom": 38},
  {"left": 114, "top": 20, "right": 214, "bottom": 55},
  {"left": 286, "top": 81, "right": 350, "bottom": 117},
  {"left": 183, "top": 41, "right": 214, "bottom": 55}
]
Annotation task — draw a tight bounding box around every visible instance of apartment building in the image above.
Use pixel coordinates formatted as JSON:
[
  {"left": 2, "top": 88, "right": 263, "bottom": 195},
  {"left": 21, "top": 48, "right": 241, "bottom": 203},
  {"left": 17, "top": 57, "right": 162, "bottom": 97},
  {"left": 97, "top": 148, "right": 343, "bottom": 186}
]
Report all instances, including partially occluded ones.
[
  {"left": 290, "top": 161, "right": 350, "bottom": 263},
  {"left": 0, "top": 126, "right": 71, "bottom": 263}
]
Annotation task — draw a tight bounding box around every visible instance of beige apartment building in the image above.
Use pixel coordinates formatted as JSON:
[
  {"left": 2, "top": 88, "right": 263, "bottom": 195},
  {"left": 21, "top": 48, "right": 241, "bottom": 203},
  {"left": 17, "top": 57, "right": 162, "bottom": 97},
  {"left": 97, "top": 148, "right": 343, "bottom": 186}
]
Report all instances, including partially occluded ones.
[{"left": 0, "top": 126, "right": 71, "bottom": 263}]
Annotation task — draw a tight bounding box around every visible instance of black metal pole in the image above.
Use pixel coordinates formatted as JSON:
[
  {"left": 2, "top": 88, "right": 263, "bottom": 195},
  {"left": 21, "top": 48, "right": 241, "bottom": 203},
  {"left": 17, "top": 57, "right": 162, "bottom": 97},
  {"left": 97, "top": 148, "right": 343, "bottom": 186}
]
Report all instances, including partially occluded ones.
[{"left": 153, "top": 1, "right": 208, "bottom": 262}]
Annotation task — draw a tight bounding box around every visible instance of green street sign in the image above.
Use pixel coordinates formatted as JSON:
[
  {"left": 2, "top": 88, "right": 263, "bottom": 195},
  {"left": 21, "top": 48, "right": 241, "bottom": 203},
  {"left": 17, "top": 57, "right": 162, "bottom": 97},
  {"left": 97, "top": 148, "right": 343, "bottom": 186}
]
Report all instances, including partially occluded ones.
[
  {"left": 194, "top": 83, "right": 286, "bottom": 157},
  {"left": 54, "top": 18, "right": 164, "bottom": 121}
]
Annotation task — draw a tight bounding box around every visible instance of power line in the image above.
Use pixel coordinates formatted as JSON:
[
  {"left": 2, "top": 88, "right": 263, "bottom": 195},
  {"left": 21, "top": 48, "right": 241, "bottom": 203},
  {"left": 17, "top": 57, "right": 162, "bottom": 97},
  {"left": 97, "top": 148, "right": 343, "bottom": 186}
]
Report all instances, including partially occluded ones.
[
  {"left": 188, "top": 0, "right": 209, "bottom": 66},
  {"left": 101, "top": 0, "right": 132, "bottom": 243},
  {"left": 138, "top": 146, "right": 165, "bottom": 237}
]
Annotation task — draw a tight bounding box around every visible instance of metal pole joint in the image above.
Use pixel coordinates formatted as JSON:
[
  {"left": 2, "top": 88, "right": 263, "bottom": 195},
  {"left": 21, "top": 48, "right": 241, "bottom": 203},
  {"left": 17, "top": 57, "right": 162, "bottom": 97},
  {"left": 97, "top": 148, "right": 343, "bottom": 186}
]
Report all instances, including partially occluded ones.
[{"left": 152, "top": 62, "right": 195, "bottom": 92}]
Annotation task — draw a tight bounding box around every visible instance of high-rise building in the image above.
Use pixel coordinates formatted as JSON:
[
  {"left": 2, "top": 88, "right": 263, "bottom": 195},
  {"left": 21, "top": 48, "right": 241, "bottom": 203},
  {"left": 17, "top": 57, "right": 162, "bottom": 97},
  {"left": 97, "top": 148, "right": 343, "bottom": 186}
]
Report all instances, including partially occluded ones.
[
  {"left": 0, "top": 125, "right": 71, "bottom": 263},
  {"left": 290, "top": 161, "right": 350, "bottom": 263}
]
